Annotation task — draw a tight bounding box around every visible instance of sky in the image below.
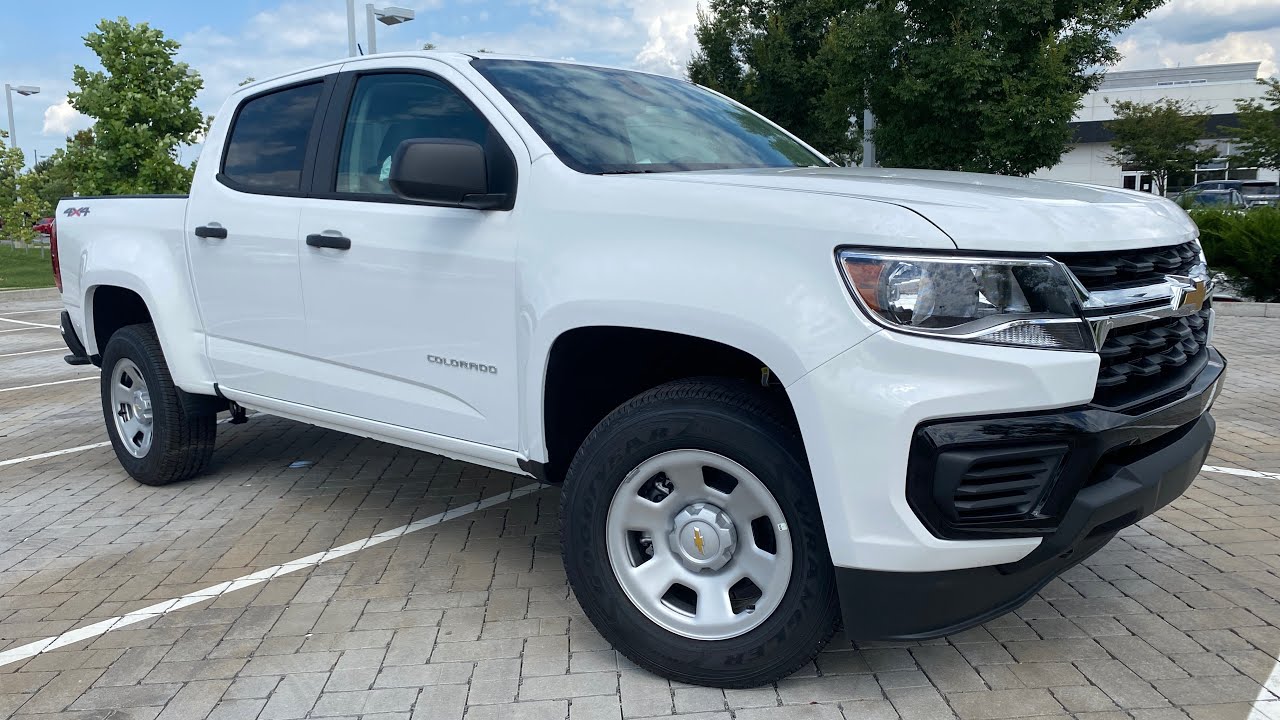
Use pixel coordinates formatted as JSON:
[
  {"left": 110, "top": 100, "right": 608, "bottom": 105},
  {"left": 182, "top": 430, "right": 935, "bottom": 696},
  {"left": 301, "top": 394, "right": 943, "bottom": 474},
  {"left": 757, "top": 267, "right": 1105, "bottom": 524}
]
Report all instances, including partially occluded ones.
[{"left": 1, "top": 0, "right": 1277, "bottom": 168}]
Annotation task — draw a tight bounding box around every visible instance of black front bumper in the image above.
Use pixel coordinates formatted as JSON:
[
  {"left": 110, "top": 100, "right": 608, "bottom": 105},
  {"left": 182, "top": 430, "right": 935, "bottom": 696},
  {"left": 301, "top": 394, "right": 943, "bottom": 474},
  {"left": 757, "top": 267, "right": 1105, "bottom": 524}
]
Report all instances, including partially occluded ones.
[{"left": 839, "top": 348, "right": 1226, "bottom": 641}]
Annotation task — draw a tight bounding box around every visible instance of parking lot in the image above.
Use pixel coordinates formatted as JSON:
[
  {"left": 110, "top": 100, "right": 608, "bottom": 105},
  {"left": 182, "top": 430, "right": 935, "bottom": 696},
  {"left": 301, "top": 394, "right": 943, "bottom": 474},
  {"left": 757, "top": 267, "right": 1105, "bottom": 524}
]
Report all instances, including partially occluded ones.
[{"left": 1, "top": 290, "right": 1278, "bottom": 720}]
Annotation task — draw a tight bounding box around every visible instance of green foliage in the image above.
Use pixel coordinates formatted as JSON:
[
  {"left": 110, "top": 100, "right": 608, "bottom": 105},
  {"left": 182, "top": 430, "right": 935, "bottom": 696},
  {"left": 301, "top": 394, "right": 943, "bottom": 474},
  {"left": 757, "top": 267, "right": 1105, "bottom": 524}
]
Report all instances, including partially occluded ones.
[
  {"left": 689, "top": 0, "right": 858, "bottom": 163},
  {"left": 0, "top": 244, "right": 56, "bottom": 289},
  {"left": 1105, "top": 99, "right": 1216, "bottom": 195},
  {"left": 1191, "top": 206, "right": 1280, "bottom": 303},
  {"left": 0, "top": 130, "right": 37, "bottom": 242},
  {"left": 1231, "top": 78, "right": 1280, "bottom": 171},
  {"left": 68, "top": 17, "right": 207, "bottom": 195},
  {"left": 690, "top": 0, "right": 1166, "bottom": 173}
]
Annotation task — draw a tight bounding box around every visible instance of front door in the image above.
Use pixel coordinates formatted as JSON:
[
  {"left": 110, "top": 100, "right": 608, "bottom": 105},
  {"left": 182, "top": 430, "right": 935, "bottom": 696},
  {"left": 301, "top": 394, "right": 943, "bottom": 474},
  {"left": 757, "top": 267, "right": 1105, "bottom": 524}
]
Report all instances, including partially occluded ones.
[
  {"left": 294, "top": 64, "right": 522, "bottom": 450},
  {"left": 187, "top": 76, "right": 332, "bottom": 399}
]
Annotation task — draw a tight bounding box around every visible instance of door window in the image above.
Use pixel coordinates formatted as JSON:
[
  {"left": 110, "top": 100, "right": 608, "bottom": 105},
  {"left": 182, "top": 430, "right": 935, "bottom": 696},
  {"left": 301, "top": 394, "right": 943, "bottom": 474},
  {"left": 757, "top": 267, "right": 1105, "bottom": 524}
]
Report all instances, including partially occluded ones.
[
  {"left": 336, "top": 74, "right": 490, "bottom": 195},
  {"left": 222, "top": 82, "right": 324, "bottom": 192}
]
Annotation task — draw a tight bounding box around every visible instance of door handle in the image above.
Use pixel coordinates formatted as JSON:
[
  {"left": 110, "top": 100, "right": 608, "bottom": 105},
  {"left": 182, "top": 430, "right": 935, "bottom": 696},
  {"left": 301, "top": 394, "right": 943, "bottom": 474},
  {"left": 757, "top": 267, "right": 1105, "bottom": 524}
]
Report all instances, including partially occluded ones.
[
  {"left": 306, "top": 234, "right": 352, "bottom": 251},
  {"left": 194, "top": 225, "right": 227, "bottom": 239}
]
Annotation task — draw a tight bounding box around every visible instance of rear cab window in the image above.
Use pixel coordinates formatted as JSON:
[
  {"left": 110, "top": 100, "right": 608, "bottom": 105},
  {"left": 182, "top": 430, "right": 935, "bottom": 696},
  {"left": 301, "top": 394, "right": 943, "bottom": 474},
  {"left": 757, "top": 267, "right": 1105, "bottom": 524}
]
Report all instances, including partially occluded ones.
[{"left": 221, "top": 82, "right": 325, "bottom": 193}]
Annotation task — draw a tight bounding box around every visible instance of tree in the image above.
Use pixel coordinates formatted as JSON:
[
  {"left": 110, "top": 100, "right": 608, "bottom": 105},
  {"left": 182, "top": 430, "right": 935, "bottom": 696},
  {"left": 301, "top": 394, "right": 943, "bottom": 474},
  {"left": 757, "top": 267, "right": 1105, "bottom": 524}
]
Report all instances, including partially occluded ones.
[
  {"left": 68, "top": 17, "right": 207, "bottom": 195},
  {"left": 690, "top": 0, "right": 1167, "bottom": 174},
  {"left": 1104, "top": 98, "right": 1216, "bottom": 195},
  {"left": 12, "top": 130, "right": 98, "bottom": 219},
  {"left": 1231, "top": 78, "right": 1280, "bottom": 170},
  {"left": 689, "top": 0, "right": 858, "bottom": 162},
  {"left": 0, "top": 130, "right": 33, "bottom": 240}
]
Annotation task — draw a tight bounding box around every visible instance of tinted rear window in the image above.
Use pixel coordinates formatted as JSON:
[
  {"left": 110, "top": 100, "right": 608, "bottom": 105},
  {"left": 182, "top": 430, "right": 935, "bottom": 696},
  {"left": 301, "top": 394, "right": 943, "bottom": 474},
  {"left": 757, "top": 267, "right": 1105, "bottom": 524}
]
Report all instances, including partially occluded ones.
[{"left": 222, "top": 83, "right": 323, "bottom": 192}]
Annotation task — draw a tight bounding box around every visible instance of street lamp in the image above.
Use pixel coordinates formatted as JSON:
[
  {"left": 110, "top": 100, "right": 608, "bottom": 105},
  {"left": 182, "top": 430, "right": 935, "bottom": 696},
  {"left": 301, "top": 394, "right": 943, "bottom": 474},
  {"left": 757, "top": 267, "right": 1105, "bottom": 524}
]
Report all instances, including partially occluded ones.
[
  {"left": 345, "top": 1, "right": 414, "bottom": 55},
  {"left": 4, "top": 83, "right": 40, "bottom": 161},
  {"left": 366, "top": 5, "right": 414, "bottom": 54}
]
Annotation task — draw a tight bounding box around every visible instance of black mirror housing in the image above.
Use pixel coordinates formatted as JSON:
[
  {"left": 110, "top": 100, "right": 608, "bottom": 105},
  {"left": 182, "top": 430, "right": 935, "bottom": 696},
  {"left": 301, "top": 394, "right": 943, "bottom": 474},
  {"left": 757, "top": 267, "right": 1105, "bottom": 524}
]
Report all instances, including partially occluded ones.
[{"left": 389, "top": 139, "right": 507, "bottom": 209}]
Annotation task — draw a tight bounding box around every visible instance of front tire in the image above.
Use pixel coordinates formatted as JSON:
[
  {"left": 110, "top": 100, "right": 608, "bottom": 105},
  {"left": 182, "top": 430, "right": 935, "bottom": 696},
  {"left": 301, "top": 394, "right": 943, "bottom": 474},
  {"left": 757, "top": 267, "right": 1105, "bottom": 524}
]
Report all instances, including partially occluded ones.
[
  {"left": 100, "top": 324, "right": 216, "bottom": 486},
  {"left": 561, "top": 378, "right": 840, "bottom": 687}
]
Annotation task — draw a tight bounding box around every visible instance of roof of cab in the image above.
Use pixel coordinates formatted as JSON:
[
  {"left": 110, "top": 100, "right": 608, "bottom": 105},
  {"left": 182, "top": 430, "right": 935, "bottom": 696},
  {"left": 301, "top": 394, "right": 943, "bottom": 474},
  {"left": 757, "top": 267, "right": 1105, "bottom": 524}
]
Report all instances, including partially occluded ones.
[{"left": 233, "top": 50, "right": 687, "bottom": 94}]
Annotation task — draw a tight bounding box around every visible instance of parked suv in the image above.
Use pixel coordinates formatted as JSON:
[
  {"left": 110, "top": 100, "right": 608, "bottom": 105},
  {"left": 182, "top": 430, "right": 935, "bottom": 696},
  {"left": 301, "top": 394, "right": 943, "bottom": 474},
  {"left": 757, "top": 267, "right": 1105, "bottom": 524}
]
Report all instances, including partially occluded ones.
[{"left": 53, "top": 52, "right": 1224, "bottom": 687}]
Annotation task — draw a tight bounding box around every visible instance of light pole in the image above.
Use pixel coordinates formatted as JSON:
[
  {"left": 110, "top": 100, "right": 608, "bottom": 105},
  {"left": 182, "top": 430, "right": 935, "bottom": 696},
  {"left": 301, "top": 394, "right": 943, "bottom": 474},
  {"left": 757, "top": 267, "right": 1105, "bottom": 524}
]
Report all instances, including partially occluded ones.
[
  {"left": 346, "top": 0, "right": 358, "bottom": 56},
  {"left": 366, "top": 5, "right": 414, "bottom": 54},
  {"left": 4, "top": 83, "right": 40, "bottom": 161},
  {"left": 345, "top": 1, "right": 414, "bottom": 55}
]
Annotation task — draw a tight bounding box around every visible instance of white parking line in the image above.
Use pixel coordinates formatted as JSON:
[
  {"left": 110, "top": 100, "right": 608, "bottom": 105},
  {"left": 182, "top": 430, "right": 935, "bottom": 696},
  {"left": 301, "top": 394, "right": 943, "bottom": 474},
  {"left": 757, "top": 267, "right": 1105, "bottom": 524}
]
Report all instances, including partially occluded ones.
[
  {"left": 0, "top": 376, "right": 97, "bottom": 393},
  {"left": 0, "top": 308, "right": 62, "bottom": 316},
  {"left": 1203, "top": 465, "right": 1280, "bottom": 481},
  {"left": 0, "top": 442, "right": 113, "bottom": 468},
  {"left": 0, "top": 347, "right": 65, "bottom": 359},
  {"left": 0, "top": 414, "right": 251, "bottom": 469},
  {"left": 0, "top": 482, "right": 544, "bottom": 669},
  {"left": 0, "top": 317, "right": 58, "bottom": 329}
]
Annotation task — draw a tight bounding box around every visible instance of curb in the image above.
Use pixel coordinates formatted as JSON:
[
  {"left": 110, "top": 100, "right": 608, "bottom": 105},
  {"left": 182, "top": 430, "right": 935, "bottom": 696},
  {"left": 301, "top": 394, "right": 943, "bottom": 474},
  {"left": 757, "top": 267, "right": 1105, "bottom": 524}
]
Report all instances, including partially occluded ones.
[
  {"left": 1214, "top": 301, "right": 1280, "bottom": 318},
  {"left": 0, "top": 288, "right": 60, "bottom": 302}
]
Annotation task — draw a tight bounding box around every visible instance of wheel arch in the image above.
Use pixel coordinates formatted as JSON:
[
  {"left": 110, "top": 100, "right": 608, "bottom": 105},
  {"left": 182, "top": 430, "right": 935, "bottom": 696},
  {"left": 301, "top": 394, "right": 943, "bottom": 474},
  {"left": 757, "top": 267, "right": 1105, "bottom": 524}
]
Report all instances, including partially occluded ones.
[
  {"left": 82, "top": 273, "right": 218, "bottom": 395},
  {"left": 532, "top": 323, "right": 803, "bottom": 485}
]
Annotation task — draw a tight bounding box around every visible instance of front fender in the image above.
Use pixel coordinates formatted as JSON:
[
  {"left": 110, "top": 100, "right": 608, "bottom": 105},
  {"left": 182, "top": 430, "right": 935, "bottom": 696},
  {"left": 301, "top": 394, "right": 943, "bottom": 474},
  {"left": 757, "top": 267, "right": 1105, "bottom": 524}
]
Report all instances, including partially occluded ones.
[{"left": 514, "top": 161, "right": 958, "bottom": 463}]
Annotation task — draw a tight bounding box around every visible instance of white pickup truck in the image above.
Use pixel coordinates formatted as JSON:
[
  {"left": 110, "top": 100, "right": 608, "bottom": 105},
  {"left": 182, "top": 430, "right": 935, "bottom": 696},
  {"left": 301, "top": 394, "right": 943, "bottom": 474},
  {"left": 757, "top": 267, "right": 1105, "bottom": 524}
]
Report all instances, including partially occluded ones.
[{"left": 53, "top": 51, "right": 1225, "bottom": 687}]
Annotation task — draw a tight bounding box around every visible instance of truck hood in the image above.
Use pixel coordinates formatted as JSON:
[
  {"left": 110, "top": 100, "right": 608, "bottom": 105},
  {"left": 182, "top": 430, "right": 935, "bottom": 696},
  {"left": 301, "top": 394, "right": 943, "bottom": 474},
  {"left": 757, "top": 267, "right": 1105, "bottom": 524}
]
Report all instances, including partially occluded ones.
[{"left": 639, "top": 167, "right": 1198, "bottom": 253}]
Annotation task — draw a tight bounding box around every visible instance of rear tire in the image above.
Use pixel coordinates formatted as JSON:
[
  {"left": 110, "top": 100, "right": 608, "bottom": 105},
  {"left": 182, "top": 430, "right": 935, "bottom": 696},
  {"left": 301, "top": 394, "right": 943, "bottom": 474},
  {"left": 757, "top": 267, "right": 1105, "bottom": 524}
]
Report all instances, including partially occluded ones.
[
  {"left": 100, "top": 324, "right": 216, "bottom": 486},
  {"left": 561, "top": 378, "right": 840, "bottom": 687}
]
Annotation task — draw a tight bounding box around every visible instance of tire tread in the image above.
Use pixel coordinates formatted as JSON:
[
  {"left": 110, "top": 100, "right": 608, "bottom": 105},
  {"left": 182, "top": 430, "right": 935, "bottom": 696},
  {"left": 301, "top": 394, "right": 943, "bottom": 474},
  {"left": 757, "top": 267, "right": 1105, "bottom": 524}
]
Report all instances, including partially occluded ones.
[{"left": 101, "top": 324, "right": 216, "bottom": 486}]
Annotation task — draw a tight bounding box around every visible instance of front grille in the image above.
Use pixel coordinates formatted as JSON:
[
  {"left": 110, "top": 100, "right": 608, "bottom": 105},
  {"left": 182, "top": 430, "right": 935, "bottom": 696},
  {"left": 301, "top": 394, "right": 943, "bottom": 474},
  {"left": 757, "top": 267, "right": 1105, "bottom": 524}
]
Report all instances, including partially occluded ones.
[
  {"left": 934, "top": 445, "right": 1066, "bottom": 523},
  {"left": 1093, "top": 305, "right": 1212, "bottom": 410},
  {"left": 1056, "top": 241, "right": 1200, "bottom": 292}
]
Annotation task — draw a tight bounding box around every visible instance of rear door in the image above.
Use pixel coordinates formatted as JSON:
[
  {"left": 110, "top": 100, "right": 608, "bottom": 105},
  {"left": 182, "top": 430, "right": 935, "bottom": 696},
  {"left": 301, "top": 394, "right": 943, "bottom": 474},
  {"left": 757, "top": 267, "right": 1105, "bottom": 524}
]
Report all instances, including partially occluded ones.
[
  {"left": 186, "top": 71, "right": 335, "bottom": 399},
  {"left": 292, "top": 57, "right": 525, "bottom": 450}
]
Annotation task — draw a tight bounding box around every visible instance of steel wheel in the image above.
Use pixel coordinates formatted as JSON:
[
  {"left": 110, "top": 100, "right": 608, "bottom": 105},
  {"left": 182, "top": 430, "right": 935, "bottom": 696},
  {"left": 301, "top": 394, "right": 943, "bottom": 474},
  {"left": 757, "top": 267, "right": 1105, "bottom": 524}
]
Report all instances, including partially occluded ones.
[
  {"left": 605, "top": 449, "right": 794, "bottom": 641},
  {"left": 109, "top": 357, "right": 154, "bottom": 458}
]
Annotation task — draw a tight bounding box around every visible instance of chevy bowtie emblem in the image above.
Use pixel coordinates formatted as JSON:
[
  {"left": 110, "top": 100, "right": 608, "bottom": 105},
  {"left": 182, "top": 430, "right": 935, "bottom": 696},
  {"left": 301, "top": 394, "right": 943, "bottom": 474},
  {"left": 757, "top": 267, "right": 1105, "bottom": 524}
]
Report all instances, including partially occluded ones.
[
  {"left": 692, "top": 528, "right": 705, "bottom": 556},
  {"left": 1170, "top": 277, "right": 1209, "bottom": 314}
]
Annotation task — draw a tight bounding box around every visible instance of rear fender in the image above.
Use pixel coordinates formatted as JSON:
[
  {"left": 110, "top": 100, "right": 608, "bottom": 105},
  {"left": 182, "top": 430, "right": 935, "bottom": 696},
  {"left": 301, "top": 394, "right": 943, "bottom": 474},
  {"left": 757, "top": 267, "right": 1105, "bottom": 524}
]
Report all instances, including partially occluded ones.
[{"left": 81, "top": 270, "right": 217, "bottom": 397}]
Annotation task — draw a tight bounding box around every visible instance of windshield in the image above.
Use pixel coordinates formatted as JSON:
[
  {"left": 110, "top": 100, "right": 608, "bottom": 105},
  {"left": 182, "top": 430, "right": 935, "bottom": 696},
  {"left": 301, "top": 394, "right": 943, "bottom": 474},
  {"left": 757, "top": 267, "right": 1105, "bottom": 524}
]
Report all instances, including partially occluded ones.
[{"left": 472, "top": 59, "right": 827, "bottom": 175}]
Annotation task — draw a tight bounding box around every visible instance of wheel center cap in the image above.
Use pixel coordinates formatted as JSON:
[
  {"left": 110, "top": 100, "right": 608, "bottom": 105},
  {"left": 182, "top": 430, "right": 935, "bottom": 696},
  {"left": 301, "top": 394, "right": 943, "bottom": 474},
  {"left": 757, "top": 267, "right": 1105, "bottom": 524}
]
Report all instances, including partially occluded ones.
[
  {"left": 132, "top": 390, "right": 152, "bottom": 422},
  {"left": 669, "top": 503, "right": 736, "bottom": 571}
]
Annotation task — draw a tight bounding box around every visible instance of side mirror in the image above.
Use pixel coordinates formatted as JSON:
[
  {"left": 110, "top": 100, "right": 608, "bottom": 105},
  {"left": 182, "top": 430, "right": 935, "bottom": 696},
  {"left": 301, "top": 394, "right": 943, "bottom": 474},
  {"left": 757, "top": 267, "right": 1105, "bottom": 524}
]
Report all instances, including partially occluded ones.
[{"left": 388, "top": 139, "right": 508, "bottom": 209}]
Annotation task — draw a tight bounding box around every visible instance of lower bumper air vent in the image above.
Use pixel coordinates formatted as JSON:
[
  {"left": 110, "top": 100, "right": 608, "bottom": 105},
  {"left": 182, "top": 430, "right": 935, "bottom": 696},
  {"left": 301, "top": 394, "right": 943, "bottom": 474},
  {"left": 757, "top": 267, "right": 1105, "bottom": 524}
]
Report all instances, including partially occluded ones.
[{"left": 933, "top": 444, "right": 1068, "bottom": 523}]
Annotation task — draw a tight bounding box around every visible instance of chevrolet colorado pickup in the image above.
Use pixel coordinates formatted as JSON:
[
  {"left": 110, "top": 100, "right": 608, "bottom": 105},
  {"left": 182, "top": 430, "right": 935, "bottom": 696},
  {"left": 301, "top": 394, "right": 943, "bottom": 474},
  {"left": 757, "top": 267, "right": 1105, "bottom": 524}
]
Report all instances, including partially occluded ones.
[{"left": 53, "top": 51, "right": 1225, "bottom": 687}]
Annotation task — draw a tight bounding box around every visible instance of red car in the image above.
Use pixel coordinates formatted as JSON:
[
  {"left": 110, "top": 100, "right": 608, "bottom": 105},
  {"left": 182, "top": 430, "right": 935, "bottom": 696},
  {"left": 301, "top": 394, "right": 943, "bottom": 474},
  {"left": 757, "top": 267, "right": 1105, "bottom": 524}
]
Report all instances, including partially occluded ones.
[{"left": 32, "top": 217, "right": 54, "bottom": 236}]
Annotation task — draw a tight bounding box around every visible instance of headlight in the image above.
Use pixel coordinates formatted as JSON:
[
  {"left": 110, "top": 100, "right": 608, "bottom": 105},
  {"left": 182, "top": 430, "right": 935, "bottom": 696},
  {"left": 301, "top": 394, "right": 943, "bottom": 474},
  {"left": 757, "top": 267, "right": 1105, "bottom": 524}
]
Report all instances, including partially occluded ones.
[{"left": 838, "top": 250, "right": 1092, "bottom": 351}]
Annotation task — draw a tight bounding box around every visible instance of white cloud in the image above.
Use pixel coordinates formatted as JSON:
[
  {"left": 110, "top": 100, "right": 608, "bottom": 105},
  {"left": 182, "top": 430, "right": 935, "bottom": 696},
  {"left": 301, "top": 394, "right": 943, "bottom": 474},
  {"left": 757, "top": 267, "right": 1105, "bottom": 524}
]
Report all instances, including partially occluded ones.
[
  {"left": 631, "top": 0, "right": 701, "bottom": 75},
  {"left": 41, "top": 97, "right": 91, "bottom": 137},
  {"left": 178, "top": 0, "right": 701, "bottom": 114},
  {"left": 1117, "top": 0, "right": 1279, "bottom": 76}
]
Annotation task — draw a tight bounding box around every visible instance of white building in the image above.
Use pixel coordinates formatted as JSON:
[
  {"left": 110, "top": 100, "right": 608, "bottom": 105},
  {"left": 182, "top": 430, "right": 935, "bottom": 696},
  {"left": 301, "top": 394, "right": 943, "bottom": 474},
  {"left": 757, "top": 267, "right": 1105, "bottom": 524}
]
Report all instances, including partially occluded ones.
[{"left": 1034, "top": 62, "right": 1280, "bottom": 193}]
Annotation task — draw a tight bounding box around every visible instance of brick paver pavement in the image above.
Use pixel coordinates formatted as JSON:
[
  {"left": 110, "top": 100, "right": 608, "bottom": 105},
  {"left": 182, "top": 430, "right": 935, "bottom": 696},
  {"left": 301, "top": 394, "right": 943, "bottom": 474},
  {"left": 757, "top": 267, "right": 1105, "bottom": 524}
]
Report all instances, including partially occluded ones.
[{"left": 1, "top": 294, "right": 1278, "bottom": 719}]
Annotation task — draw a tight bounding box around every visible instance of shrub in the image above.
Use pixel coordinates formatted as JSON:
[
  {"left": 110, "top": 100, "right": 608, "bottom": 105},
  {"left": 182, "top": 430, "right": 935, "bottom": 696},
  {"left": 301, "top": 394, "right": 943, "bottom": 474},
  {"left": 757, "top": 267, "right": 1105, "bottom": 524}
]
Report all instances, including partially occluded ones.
[{"left": 1189, "top": 206, "right": 1280, "bottom": 303}]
